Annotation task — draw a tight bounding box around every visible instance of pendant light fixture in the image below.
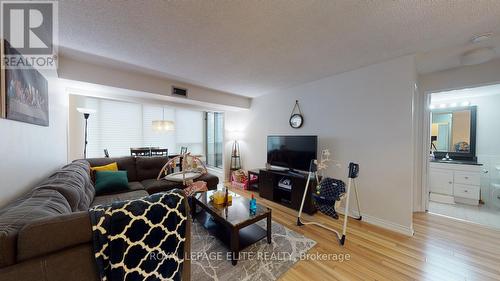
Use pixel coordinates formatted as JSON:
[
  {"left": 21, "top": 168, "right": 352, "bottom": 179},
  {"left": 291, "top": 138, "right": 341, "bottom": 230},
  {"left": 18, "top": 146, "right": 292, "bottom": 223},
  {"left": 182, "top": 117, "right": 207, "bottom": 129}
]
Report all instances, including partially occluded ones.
[{"left": 152, "top": 107, "right": 175, "bottom": 132}]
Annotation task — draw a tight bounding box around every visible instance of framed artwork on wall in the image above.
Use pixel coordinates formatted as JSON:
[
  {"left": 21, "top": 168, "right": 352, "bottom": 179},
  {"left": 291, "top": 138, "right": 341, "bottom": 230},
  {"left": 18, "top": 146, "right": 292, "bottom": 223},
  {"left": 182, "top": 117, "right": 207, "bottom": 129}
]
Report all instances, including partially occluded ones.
[{"left": 2, "top": 40, "right": 49, "bottom": 126}]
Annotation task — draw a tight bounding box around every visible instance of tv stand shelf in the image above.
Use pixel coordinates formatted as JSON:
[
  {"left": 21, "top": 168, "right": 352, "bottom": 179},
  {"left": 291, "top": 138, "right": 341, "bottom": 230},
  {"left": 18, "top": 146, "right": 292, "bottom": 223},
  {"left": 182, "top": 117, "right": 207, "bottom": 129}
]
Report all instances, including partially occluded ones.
[{"left": 258, "top": 169, "right": 317, "bottom": 215}]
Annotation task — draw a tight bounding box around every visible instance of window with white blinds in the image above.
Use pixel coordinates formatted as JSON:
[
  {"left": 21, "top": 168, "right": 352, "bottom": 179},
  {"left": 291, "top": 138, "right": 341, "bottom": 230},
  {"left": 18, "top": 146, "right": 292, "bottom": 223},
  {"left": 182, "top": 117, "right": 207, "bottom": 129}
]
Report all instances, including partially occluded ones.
[{"left": 82, "top": 97, "right": 204, "bottom": 158}]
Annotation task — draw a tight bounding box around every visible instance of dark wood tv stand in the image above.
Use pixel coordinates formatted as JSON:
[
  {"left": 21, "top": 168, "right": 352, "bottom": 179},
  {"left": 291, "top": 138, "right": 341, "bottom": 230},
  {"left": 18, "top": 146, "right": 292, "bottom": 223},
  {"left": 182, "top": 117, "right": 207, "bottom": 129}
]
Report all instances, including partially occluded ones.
[{"left": 258, "top": 168, "right": 317, "bottom": 215}]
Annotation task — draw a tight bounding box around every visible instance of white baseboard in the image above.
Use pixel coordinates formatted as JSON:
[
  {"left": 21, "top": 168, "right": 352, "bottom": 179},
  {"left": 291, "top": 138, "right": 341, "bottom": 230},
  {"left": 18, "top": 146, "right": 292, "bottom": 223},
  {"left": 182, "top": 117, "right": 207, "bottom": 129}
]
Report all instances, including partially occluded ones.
[
  {"left": 360, "top": 214, "right": 414, "bottom": 236},
  {"left": 337, "top": 209, "right": 414, "bottom": 236},
  {"left": 430, "top": 192, "right": 455, "bottom": 204}
]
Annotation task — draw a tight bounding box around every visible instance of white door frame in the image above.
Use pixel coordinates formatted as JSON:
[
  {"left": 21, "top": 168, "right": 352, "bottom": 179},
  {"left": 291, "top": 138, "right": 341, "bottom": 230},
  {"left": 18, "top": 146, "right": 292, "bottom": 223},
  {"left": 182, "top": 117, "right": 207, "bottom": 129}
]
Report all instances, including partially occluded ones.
[
  {"left": 418, "top": 76, "right": 500, "bottom": 212},
  {"left": 420, "top": 91, "right": 432, "bottom": 211}
]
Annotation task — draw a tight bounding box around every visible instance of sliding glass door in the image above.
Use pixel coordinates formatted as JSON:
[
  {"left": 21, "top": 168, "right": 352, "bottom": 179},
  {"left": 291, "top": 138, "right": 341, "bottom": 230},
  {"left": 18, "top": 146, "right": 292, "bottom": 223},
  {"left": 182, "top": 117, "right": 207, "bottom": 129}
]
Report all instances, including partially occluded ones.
[{"left": 205, "top": 112, "right": 223, "bottom": 168}]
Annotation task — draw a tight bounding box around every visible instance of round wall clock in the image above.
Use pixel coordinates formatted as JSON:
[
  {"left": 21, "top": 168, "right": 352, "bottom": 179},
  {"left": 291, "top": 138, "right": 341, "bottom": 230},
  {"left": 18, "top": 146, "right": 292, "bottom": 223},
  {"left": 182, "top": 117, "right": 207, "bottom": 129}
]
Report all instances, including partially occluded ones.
[
  {"left": 289, "top": 100, "right": 304, "bottom": 129},
  {"left": 290, "top": 113, "right": 303, "bottom": 128}
]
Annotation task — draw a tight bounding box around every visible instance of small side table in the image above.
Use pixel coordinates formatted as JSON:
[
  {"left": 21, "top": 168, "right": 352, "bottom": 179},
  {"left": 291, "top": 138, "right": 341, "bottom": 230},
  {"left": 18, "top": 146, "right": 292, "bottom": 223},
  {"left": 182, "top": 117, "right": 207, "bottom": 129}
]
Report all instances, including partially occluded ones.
[{"left": 247, "top": 169, "right": 260, "bottom": 191}]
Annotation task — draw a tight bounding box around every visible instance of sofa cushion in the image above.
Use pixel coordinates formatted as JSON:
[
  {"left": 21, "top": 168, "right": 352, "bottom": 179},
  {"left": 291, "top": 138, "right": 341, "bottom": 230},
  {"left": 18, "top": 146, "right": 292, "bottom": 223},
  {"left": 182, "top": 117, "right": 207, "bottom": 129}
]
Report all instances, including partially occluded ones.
[
  {"left": 135, "top": 156, "right": 170, "bottom": 181},
  {"left": 0, "top": 244, "right": 100, "bottom": 281},
  {"left": 141, "top": 179, "right": 181, "bottom": 194},
  {"left": 87, "top": 181, "right": 144, "bottom": 196},
  {"left": 94, "top": 171, "right": 129, "bottom": 195},
  {"left": 85, "top": 157, "right": 138, "bottom": 182},
  {"left": 90, "top": 190, "right": 149, "bottom": 207},
  {"left": 127, "top": 181, "right": 145, "bottom": 191},
  {"left": 34, "top": 160, "right": 95, "bottom": 212},
  {"left": 17, "top": 212, "right": 92, "bottom": 262},
  {"left": 0, "top": 189, "right": 71, "bottom": 267},
  {"left": 90, "top": 162, "right": 118, "bottom": 182},
  {"left": 90, "top": 162, "right": 118, "bottom": 173}
]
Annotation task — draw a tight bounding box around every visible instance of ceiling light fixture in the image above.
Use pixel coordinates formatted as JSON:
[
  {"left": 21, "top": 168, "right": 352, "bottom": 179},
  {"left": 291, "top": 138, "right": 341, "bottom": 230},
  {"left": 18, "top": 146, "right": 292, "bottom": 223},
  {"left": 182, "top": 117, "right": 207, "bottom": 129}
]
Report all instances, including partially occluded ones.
[
  {"left": 152, "top": 120, "right": 175, "bottom": 131},
  {"left": 152, "top": 108, "right": 175, "bottom": 132},
  {"left": 471, "top": 33, "right": 492, "bottom": 44},
  {"left": 430, "top": 101, "right": 470, "bottom": 109},
  {"left": 461, "top": 47, "right": 496, "bottom": 66}
]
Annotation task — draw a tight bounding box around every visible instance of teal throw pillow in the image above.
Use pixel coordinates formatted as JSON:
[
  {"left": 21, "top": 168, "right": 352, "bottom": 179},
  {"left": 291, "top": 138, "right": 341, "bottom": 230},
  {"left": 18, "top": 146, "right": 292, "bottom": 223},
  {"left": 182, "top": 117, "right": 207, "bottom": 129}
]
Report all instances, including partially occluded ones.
[{"left": 94, "top": 170, "right": 129, "bottom": 195}]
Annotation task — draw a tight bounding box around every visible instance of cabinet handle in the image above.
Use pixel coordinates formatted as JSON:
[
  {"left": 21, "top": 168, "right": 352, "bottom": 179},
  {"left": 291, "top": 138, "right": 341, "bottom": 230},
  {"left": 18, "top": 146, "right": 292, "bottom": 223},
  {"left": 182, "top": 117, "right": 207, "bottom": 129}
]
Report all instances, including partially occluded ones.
[
  {"left": 448, "top": 181, "right": 453, "bottom": 184},
  {"left": 464, "top": 176, "right": 469, "bottom": 179},
  {"left": 464, "top": 190, "right": 468, "bottom": 193}
]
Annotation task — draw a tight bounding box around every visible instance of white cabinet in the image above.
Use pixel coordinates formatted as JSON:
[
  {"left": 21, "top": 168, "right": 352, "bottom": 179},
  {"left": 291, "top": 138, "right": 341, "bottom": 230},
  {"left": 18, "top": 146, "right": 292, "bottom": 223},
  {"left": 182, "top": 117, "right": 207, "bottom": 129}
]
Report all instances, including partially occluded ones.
[
  {"left": 430, "top": 169, "right": 453, "bottom": 195},
  {"left": 429, "top": 162, "right": 482, "bottom": 205}
]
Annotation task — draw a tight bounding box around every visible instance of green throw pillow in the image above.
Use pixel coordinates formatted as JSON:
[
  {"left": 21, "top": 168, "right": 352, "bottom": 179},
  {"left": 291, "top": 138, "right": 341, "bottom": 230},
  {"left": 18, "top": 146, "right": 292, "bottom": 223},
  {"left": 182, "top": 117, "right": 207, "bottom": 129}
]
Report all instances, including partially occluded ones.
[{"left": 94, "top": 170, "right": 129, "bottom": 195}]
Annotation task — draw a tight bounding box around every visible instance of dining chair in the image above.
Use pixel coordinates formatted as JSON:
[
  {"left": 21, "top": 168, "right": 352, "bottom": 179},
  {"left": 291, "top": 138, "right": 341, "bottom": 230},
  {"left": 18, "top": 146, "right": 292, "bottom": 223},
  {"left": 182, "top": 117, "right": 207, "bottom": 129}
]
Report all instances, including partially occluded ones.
[
  {"left": 180, "top": 146, "right": 188, "bottom": 155},
  {"left": 151, "top": 148, "right": 168, "bottom": 157},
  {"left": 130, "top": 147, "right": 151, "bottom": 157}
]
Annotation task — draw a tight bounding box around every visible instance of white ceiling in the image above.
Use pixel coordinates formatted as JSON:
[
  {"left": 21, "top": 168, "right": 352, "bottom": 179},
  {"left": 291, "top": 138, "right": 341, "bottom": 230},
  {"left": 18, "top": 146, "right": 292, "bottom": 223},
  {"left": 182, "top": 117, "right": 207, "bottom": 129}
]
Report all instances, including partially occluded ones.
[
  {"left": 59, "top": 1, "right": 500, "bottom": 97},
  {"left": 416, "top": 34, "right": 500, "bottom": 74}
]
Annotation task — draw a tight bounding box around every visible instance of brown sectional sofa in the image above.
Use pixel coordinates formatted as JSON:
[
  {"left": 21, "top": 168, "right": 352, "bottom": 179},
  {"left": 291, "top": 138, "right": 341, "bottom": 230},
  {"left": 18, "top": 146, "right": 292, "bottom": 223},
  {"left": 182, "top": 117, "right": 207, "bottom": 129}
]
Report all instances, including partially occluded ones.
[
  {"left": 0, "top": 156, "right": 219, "bottom": 281},
  {"left": 86, "top": 156, "right": 219, "bottom": 194}
]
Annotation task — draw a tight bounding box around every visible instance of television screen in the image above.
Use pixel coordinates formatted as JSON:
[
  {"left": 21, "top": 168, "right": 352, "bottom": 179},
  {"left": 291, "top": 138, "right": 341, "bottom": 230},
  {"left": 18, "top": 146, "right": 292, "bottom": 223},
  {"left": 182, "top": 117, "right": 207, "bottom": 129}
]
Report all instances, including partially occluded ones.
[{"left": 267, "top": 135, "right": 318, "bottom": 171}]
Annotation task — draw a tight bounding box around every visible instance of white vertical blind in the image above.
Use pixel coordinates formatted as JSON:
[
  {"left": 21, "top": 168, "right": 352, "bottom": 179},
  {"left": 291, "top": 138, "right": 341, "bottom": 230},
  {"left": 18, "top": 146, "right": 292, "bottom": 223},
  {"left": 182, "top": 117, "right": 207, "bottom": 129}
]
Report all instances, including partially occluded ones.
[
  {"left": 81, "top": 97, "right": 204, "bottom": 158},
  {"left": 175, "top": 109, "right": 204, "bottom": 155},
  {"left": 100, "top": 100, "right": 143, "bottom": 157}
]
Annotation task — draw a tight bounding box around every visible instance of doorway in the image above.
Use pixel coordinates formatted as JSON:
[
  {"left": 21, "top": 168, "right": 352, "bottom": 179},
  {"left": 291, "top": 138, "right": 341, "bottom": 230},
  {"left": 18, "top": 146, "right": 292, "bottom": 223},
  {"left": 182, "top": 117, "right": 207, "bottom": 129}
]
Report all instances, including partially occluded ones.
[
  {"left": 423, "top": 84, "right": 500, "bottom": 229},
  {"left": 205, "top": 112, "right": 224, "bottom": 169}
]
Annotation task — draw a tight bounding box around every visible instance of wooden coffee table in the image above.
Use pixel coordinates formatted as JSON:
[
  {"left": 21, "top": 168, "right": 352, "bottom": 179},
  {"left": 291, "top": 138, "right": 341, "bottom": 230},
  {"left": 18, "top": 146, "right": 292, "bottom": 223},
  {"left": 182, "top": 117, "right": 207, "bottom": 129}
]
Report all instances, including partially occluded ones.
[{"left": 191, "top": 190, "right": 272, "bottom": 265}]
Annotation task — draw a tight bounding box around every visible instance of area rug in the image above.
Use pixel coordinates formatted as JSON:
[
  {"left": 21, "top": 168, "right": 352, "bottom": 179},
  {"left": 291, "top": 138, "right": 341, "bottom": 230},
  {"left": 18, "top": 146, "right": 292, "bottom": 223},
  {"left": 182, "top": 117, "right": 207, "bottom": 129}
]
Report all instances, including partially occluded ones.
[{"left": 191, "top": 220, "right": 316, "bottom": 281}]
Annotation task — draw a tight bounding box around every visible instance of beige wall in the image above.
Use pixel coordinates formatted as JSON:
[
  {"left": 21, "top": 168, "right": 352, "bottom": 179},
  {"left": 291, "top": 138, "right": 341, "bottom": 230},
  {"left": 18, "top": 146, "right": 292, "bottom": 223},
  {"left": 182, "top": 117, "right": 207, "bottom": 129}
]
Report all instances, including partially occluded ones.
[
  {"left": 419, "top": 58, "right": 500, "bottom": 94},
  {"left": 0, "top": 77, "right": 68, "bottom": 208},
  {"left": 58, "top": 55, "right": 251, "bottom": 110},
  {"left": 226, "top": 56, "right": 417, "bottom": 235}
]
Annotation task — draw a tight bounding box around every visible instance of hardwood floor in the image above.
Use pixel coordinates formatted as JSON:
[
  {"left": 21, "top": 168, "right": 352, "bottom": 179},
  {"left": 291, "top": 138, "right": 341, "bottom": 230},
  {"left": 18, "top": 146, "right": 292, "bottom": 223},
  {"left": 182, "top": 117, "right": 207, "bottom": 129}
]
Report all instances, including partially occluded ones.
[{"left": 227, "top": 185, "right": 500, "bottom": 281}]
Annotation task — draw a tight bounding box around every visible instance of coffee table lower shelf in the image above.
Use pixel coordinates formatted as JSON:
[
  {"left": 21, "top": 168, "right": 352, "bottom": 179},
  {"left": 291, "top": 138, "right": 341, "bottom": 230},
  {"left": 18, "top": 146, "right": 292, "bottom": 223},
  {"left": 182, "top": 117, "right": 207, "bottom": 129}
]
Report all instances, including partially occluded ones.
[{"left": 194, "top": 210, "right": 271, "bottom": 265}]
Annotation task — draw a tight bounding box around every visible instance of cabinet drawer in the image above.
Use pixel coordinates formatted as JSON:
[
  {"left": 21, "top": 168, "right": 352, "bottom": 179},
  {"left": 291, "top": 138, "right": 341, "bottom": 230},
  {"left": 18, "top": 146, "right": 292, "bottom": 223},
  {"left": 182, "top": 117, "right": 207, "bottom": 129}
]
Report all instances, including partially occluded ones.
[
  {"left": 454, "top": 172, "right": 480, "bottom": 186},
  {"left": 454, "top": 184, "right": 480, "bottom": 200}
]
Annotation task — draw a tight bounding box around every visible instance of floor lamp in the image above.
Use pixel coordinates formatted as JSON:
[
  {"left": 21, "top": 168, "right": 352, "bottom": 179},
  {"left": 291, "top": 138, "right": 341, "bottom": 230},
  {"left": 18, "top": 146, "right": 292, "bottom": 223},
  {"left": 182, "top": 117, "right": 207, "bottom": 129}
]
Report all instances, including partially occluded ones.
[{"left": 77, "top": 108, "right": 96, "bottom": 159}]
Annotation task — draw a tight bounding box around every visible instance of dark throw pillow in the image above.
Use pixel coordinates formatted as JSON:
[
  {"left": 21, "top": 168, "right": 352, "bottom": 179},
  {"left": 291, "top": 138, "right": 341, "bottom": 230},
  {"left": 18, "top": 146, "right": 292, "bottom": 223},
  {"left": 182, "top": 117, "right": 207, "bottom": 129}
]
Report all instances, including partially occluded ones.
[{"left": 94, "top": 171, "right": 129, "bottom": 195}]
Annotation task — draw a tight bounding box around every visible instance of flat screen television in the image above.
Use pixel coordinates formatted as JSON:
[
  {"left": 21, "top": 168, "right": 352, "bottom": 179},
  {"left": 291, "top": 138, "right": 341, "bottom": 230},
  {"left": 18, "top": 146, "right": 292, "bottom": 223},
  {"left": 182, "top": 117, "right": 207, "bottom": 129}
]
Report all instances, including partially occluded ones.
[{"left": 267, "top": 135, "right": 318, "bottom": 172}]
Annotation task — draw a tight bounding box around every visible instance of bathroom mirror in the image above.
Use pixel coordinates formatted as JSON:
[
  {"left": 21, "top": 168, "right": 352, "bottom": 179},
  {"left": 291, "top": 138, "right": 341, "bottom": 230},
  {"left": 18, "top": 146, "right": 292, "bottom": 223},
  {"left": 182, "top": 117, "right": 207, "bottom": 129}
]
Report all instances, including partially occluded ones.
[{"left": 431, "top": 106, "right": 477, "bottom": 160}]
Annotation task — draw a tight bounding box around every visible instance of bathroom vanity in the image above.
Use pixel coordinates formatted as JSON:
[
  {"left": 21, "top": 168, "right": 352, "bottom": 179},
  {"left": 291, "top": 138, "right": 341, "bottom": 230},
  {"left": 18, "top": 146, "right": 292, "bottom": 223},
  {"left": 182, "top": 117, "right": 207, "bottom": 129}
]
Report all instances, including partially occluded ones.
[
  {"left": 429, "top": 160, "right": 482, "bottom": 205},
  {"left": 429, "top": 105, "right": 482, "bottom": 205}
]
